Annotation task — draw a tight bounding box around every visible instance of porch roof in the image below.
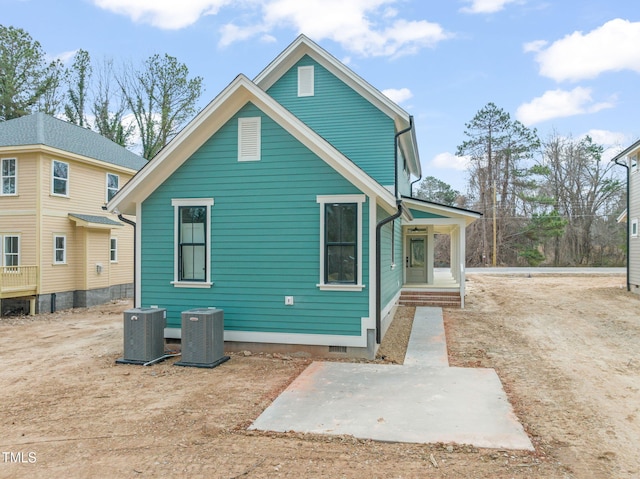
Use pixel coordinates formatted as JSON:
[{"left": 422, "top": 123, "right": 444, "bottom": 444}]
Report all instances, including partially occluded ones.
[{"left": 402, "top": 196, "right": 481, "bottom": 227}]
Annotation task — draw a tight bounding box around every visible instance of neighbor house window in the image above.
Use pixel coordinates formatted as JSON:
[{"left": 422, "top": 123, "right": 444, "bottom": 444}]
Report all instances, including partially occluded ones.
[
  {"left": 110, "top": 237, "right": 118, "bottom": 262},
  {"left": 171, "top": 198, "right": 214, "bottom": 287},
  {"left": 298, "top": 65, "right": 314, "bottom": 97},
  {"left": 632, "top": 219, "right": 638, "bottom": 238},
  {"left": 52, "top": 160, "right": 69, "bottom": 196},
  {"left": 54, "top": 235, "right": 66, "bottom": 264},
  {"left": 317, "top": 195, "right": 365, "bottom": 291},
  {"left": 3, "top": 235, "right": 19, "bottom": 267},
  {"left": 238, "top": 117, "right": 261, "bottom": 162},
  {"left": 106, "top": 173, "right": 119, "bottom": 201},
  {"left": 1, "top": 158, "right": 16, "bottom": 195}
]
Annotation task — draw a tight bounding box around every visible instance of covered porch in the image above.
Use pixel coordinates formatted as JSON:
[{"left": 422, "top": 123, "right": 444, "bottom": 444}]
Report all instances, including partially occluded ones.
[{"left": 400, "top": 197, "right": 481, "bottom": 308}]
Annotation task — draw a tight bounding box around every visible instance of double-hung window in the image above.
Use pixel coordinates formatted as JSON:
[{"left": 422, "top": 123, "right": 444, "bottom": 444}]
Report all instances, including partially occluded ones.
[
  {"left": 110, "top": 237, "right": 118, "bottom": 262},
  {"left": 3, "top": 235, "right": 19, "bottom": 268},
  {"left": 106, "top": 173, "right": 119, "bottom": 201},
  {"left": 317, "top": 195, "right": 365, "bottom": 291},
  {"left": 632, "top": 219, "right": 638, "bottom": 238},
  {"left": 52, "top": 160, "right": 69, "bottom": 196},
  {"left": 1, "top": 158, "right": 16, "bottom": 195},
  {"left": 54, "top": 235, "right": 66, "bottom": 264},
  {"left": 171, "top": 198, "right": 214, "bottom": 287}
]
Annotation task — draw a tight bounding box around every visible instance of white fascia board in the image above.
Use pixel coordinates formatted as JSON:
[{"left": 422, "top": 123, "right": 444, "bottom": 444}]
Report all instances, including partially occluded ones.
[
  {"left": 108, "top": 73, "right": 397, "bottom": 215},
  {"left": 108, "top": 75, "right": 253, "bottom": 215},
  {"left": 255, "top": 36, "right": 409, "bottom": 122},
  {"left": 403, "top": 198, "right": 482, "bottom": 226}
]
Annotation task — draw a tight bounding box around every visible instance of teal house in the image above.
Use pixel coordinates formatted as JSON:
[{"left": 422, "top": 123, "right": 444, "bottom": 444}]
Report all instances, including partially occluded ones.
[{"left": 108, "top": 36, "right": 480, "bottom": 358}]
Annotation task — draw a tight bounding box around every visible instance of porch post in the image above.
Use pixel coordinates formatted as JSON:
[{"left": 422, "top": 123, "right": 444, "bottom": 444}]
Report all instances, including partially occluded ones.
[{"left": 458, "top": 221, "right": 466, "bottom": 307}]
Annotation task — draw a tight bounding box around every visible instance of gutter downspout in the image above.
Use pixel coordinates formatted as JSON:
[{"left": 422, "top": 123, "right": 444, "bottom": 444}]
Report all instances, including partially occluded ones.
[
  {"left": 410, "top": 176, "right": 422, "bottom": 198},
  {"left": 613, "top": 158, "right": 630, "bottom": 291},
  {"left": 375, "top": 117, "right": 414, "bottom": 344},
  {"left": 118, "top": 214, "right": 137, "bottom": 305}
]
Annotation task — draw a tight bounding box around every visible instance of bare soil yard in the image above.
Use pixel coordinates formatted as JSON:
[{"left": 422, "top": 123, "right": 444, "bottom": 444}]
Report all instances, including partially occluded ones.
[{"left": 0, "top": 273, "right": 638, "bottom": 478}]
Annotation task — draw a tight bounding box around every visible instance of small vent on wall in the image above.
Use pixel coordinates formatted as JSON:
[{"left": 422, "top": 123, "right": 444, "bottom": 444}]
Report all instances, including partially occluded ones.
[{"left": 329, "top": 345, "right": 347, "bottom": 353}]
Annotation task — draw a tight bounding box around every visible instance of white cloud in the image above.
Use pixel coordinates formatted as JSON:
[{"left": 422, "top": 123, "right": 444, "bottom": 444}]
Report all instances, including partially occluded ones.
[
  {"left": 516, "top": 87, "right": 615, "bottom": 126},
  {"left": 531, "top": 18, "right": 640, "bottom": 82},
  {"left": 93, "top": 0, "right": 451, "bottom": 58},
  {"left": 522, "top": 39, "right": 547, "bottom": 53},
  {"left": 459, "top": 0, "right": 518, "bottom": 14},
  {"left": 92, "top": 0, "right": 231, "bottom": 30},
  {"left": 431, "top": 152, "right": 470, "bottom": 171},
  {"left": 582, "top": 130, "right": 628, "bottom": 151},
  {"left": 382, "top": 87, "right": 412, "bottom": 104}
]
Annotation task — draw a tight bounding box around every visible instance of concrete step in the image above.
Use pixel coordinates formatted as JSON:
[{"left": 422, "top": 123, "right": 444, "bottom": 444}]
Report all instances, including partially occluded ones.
[{"left": 399, "top": 291, "right": 461, "bottom": 308}]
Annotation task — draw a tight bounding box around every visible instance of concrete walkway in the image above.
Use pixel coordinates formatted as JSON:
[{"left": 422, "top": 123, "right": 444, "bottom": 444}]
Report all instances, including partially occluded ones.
[{"left": 250, "top": 307, "right": 533, "bottom": 450}]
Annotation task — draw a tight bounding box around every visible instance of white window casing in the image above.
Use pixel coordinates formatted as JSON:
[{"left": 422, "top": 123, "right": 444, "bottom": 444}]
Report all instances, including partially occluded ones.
[
  {"left": 52, "top": 160, "right": 69, "bottom": 196},
  {"left": 298, "top": 65, "right": 314, "bottom": 97},
  {"left": 316, "top": 194, "right": 366, "bottom": 291},
  {"left": 1, "top": 158, "right": 17, "bottom": 195},
  {"left": 2, "top": 235, "right": 20, "bottom": 267},
  {"left": 171, "top": 198, "right": 214, "bottom": 288},
  {"left": 632, "top": 218, "right": 638, "bottom": 238},
  {"left": 110, "top": 237, "right": 118, "bottom": 262},
  {"left": 106, "top": 173, "right": 120, "bottom": 202},
  {"left": 53, "top": 235, "right": 66, "bottom": 264},
  {"left": 238, "top": 117, "right": 261, "bottom": 162}
]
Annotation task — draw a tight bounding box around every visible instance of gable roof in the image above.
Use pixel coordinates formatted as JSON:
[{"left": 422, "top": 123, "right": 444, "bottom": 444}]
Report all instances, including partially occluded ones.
[
  {"left": 611, "top": 138, "right": 640, "bottom": 162},
  {"left": 254, "top": 35, "right": 421, "bottom": 178},
  {"left": 0, "top": 112, "right": 146, "bottom": 171},
  {"left": 108, "top": 74, "right": 399, "bottom": 216},
  {"left": 402, "top": 196, "right": 482, "bottom": 227}
]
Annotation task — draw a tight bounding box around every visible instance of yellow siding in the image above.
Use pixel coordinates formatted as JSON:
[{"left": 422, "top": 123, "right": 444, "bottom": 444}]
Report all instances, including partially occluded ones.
[
  {"left": 2, "top": 146, "right": 138, "bottom": 298},
  {"left": 0, "top": 215, "right": 37, "bottom": 265},
  {"left": 108, "top": 220, "right": 135, "bottom": 286},
  {"left": 86, "top": 229, "right": 110, "bottom": 290},
  {"left": 0, "top": 153, "right": 39, "bottom": 208},
  {"left": 37, "top": 153, "right": 137, "bottom": 294},
  {"left": 39, "top": 215, "right": 78, "bottom": 294}
]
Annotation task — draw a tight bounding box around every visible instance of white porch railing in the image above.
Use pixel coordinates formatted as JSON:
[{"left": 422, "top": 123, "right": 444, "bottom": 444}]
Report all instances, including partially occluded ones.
[{"left": 0, "top": 266, "right": 38, "bottom": 298}]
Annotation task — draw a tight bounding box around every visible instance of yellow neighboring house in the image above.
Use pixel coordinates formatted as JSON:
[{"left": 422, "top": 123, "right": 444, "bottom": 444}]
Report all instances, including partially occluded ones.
[{"left": 0, "top": 113, "right": 146, "bottom": 315}]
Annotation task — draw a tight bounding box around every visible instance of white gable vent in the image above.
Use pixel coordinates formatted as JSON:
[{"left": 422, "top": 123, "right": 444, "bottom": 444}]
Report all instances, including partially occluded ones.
[
  {"left": 298, "top": 65, "right": 314, "bottom": 97},
  {"left": 238, "top": 117, "right": 261, "bottom": 161}
]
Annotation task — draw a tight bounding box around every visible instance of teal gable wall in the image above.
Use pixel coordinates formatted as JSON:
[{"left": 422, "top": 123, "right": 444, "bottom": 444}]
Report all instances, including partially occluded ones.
[
  {"left": 409, "top": 208, "right": 447, "bottom": 219},
  {"left": 140, "top": 102, "right": 369, "bottom": 336},
  {"left": 266, "top": 56, "right": 396, "bottom": 187},
  {"left": 378, "top": 206, "right": 403, "bottom": 309}
]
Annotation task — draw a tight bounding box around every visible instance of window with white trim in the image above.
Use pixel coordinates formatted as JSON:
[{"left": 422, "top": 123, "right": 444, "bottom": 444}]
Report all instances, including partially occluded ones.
[
  {"left": 238, "top": 117, "right": 261, "bottom": 162},
  {"left": 632, "top": 218, "right": 638, "bottom": 238},
  {"left": 54, "top": 235, "right": 66, "bottom": 264},
  {"left": 317, "top": 195, "right": 365, "bottom": 291},
  {"left": 171, "top": 198, "right": 214, "bottom": 287},
  {"left": 631, "top": 154, "right": 639, "bottom": 173},
  {"left": 298, "top": 65, "right": 314, "bottom": 97},
  {"left": 1, "top": 158, "right": 17, "bottom": 195},
  {"left": 110, "top": 237, "right": 118, "bottom": 262},
  {"left": 2, "top": 235, "right": 19, "bottom": 267},
  {"left": 52, "top": 160, "right": 69, "bottom": 196},
  {"left": 106, "top": 173, "right": 119, "bottom": 201}
]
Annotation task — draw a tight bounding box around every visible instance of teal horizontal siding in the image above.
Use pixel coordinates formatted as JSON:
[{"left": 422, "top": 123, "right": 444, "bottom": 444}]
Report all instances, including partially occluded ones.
[
  {"left": 409, "top": 208, "right": 448, "bottom": 219},
  {"left": 141, "top": 102, "right": 369, "bottom": 337},
  {"left": 379, "top": 206, "right": 403, "bottom": 308},
  {"left": 267, "top": 56, "right": 395, "bottom": 186}
]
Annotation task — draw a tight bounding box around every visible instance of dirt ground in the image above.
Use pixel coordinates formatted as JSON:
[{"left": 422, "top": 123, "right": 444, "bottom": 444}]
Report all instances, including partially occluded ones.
[{"left": 0, "top": 273, "right": 638, "bottom": 479}]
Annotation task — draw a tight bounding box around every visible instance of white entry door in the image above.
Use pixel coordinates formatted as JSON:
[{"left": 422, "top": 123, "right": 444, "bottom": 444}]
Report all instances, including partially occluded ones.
[{"left": 406, "top": 236, "right": 427, "bottom": 284}]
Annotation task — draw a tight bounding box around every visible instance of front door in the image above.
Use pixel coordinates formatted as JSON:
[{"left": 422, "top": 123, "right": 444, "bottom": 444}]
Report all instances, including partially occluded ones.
[{"left": 406, "top": 236, "right": 427, "bottom": 284}]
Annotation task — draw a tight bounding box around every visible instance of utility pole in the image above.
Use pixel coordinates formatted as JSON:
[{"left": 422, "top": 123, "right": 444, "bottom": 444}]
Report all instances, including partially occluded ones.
[{"left": 493, "top": 181, "right": 497, "bottom": 266}]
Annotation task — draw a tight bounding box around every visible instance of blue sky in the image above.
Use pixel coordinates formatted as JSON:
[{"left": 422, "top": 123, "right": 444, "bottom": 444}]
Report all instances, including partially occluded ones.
[{"left": 3, "top": 0, "right": 639, "bottom": 192}]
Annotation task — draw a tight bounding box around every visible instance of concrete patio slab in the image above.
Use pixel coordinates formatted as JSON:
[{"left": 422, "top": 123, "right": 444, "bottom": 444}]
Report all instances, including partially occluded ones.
[{"left": 250, "top": 307, "right": 534, "bottom": 450}]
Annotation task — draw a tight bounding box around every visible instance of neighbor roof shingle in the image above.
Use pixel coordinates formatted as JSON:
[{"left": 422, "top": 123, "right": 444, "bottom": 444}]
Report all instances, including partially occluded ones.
[{"left": 0, "top": 112, "right": 146, "bottom": 171}]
